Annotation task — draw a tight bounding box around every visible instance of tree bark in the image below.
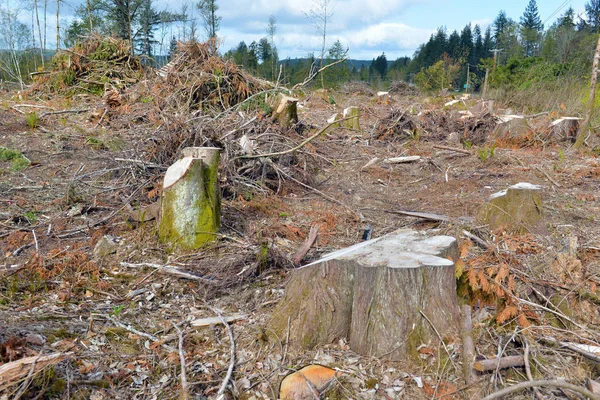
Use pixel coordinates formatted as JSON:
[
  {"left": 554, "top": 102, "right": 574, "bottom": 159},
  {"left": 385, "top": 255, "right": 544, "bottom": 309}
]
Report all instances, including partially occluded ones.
[
  {"left": 575, "top": 33, "right": 600, "bottom": 148},
  {"left": 270, "top": 229, "right": 460, "bottom": 361}
]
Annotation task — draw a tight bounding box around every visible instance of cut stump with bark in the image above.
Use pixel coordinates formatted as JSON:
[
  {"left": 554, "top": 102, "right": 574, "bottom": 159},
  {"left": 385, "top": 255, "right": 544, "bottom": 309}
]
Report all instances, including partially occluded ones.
[
  {"left": 477, "top": 182, "right": 545, "bottom": 235},
  {"left": 272, "top": 94, "right": 299, "bottom": 128},
  {"left": 551, "top": 117, "right": 580, "bottom": 142},
  {"left": 343, "top": 106, "right": 360, "bottom": 130},
  {"left": 158, "top": 147, "right": 221, "bottom": 249},
  {"left": 270, "top": 229, "right": 460, "bottom": 361}
]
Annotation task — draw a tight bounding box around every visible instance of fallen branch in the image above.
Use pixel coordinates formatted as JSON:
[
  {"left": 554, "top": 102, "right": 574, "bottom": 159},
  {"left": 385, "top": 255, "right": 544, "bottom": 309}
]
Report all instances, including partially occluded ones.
[
  {"left": 534, "top": 166, "right": 561, "bottom": 188},
  {"left": 190, "top": 313, "right": 247, "bottom": 327},
  {"left": 213, "top": 308, "right": 236, "bottom": 400},
  {"left": 120, "top": 262, "right": 214, "bottom": 282},
  {"left": 39, "top": 109, "right": 89, "bottom": 118},
  {"left": 481, "top": 380, "right": 600, "bottom": 400},
  {"left": 382, "top": 156, "right": 421, "bottom": 163},
  {"left": 0, "top": 352, "right": 72, "bottom": 392},
  {"left": 460, "top": 305, "right": 476, "bottom": 385},
  {"left": 540, "top": 336, "right": 600, "bottom": 364},
  {"left": 433, "top": 144, "right": 472, "bottom": 155},
  {"left": 237, "top": 116, "right": 354, "bottom": 160},
  {"left": 172, "top": 323, "right": 189, "bottom": 400},
  {"left": 385, "top": 209, "right": 474, "bottom": 224},
  {"left": 462, "top": 230, "right": 493, "bottom": 250},
  {"left": 474, "top": 355, "right": 525, "bottom": 372},
  {"left": 292, "top": 224, "right": 320, "bottom": 265}
]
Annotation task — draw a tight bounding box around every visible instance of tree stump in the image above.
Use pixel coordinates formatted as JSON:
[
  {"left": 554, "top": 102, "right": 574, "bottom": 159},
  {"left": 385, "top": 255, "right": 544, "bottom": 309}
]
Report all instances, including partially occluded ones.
[
  {"left": 343, "top": 106, "right": 360, "bottom": 130},
  {"left": 158, "top": 147, "right": 221, "bottom": 249},
  {"left": 477, "top": 182, "right": 545, "bottom": 235},
  {"left": 550, "top": 117, "right": 580, "bottom": 142},
  {"left": 272, "top": 94, "right": 299, "bottom": 128},
  {"left": 270, "top": 229, "right": 460, "bottom": 361},
  {"left": 492, "top": 115, "right": 530, "bottom": 141}
]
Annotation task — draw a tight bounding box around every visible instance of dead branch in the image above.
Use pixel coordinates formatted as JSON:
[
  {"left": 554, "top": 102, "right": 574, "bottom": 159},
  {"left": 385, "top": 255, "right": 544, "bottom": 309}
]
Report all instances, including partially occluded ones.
[
  {"left": 0, "top": 352, "right": 72, "bottom": 392},
  {"left": 433, "top": 144, "right": 472, "bottom": 155},
  {"left": 172, "top": 323, "right": 189, "bottom": 400},
  {"left": 534, "top": 166, "right": 561, "bottom": 188},
  {"left": 474, "top": 355, "right": 525, "bottom": 371},
  {"left": 480, "top": 380, "right": 600, "bottom": 400},
  {"left": 460, "top": 305, "right": 476, "bottom": 385},
  {"left": 190, "top": 314, "right": 247, "bottom": 327},
  {"left": 292, "top": 224, "right": 321, "bottom": 265},
  {"left": 293, "top": 54, "right": 348, "bottom": 89},
  {"left": 524, "top": 339, "right": 546, "bottom": 400},
  {"left": 39, "top": 109, "right": 89, "bottom": 118},
  {"left": 462, "top": 230, "right": 493, "bottom": 250},
  {"left": 237, "top": 116, "right": 354, "bottom": 160},
  {"left": 540, "top": 336, "right": 600, "bottom": 364},
  {"left": 212, "top": 308, "right": 236, "bottom": 400},
  {"left": 120, "top": 262, "right": 215, "bottom": 282}
]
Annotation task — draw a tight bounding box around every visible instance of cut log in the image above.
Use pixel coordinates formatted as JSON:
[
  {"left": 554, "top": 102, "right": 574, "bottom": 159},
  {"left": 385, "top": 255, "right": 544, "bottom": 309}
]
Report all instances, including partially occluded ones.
[
  {"left": 342, "top": 106, "right": 360, "bottom": 130},
  {"left": 270, "top": 229, "right": 460, "bottom": 361},
  {"left": 158, "top": 147, "right": 221, "bottom": 249},
  {"left": 476, "top": 182, "right": 546, "bottom": 235},
  {"left": 279, "top": 365, "right": 340, "bottom": 400},
  {"left": 272, "top": 94, "right": 299, "bottom": 128}
]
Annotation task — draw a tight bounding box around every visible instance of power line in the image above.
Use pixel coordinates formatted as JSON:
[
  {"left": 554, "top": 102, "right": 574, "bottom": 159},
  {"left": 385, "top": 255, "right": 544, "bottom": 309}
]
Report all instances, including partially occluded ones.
[{"left": 542, "top": 0, "right": 571, "bottom": 26}]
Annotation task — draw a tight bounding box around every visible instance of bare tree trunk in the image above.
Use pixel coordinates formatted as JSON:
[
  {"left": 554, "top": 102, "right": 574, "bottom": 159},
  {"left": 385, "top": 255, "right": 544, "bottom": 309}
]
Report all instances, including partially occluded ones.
[
  {"left": 43, "top": 0, "right": 47, "bottom": 56},
  {"left": 86, "top": 0, "right": 93, "bottom": 31},
  {"left": 574, "top": 33, "right": 600, "bottom": 148},
  {"left": 33, "top": 0, "right": 44, "bottom": 67},
  {"left": 56, "top": 0, "right": 60, "bottom": 51}
]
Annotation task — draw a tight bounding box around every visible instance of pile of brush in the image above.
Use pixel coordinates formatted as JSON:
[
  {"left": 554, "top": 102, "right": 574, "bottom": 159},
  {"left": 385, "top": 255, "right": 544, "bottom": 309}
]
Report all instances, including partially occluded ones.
[{"left": 32, "top": 34, "right": 143, "bottom": 96}]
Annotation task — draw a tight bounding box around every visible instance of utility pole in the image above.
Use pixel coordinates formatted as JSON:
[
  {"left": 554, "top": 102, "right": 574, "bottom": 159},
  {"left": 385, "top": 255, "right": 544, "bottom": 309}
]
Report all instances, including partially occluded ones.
[
  {"left": 490, "top": 48, "right": 502, "bottom": 73},
  {"left": 466, "top": 63, "right": 470, "bottom": 94}
]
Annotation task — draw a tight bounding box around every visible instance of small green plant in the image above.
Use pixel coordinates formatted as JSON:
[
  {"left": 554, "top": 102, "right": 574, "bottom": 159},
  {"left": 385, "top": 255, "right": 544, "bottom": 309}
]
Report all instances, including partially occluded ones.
[
  {"left": 86, "top": 136, "right": 105, "bottom": 150},
  {"left": 111, "top": 305, "right": 124, "bottom": 317},
  {"left": 278, "top": 212, "right": 290, "bottom": 218},
  {"left": 24, "top": 211, "right": 38, "bottom": 224},
  {"left": 328, "top": 95, "right": 336, "bottom": 105},
  {"left": 140, "top": 95, "right": 154, "bottom": 103},
  {"left": 26, "top": 112, "right": 39, "bottom": 128},
  {"left": 464, "top": 140, "right": 473, "bottom": 149},
  {"left": 478, "top": 144, "right": 496, "bottom": 162}
]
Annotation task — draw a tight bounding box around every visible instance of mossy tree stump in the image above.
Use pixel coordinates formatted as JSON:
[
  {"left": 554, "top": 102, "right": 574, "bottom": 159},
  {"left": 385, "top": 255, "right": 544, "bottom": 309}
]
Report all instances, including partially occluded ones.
[
  {"left": 270, "top": 229, "right": 460, "bottom": 361},
  {"left": 272, "top": 94, "right": 299, "bottom": 128},
  {"left": 477, "top": 182, "right": 545, "bottom": 235},
  {"left": 342, "top": 106, "right": 360, "bottom": 130},
  {"left": 158, "top": 147, "right": 221, "bottom": 249}
]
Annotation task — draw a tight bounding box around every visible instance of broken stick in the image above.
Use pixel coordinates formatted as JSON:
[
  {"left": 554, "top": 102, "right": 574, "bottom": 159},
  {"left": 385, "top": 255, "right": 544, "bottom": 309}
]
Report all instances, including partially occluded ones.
[{"left": 292, "top": 224, "right": 320, "bottom": 265}]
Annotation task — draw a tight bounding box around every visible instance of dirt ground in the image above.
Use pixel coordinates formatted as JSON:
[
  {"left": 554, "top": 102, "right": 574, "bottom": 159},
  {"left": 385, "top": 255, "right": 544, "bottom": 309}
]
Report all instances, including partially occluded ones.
[{"left": 1, "top": 82, "right": 600, "bottom": 400}]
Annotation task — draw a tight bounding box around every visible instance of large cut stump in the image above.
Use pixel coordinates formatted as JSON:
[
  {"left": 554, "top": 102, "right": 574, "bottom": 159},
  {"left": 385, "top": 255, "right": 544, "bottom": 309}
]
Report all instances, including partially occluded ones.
[
  {"left": 477, "top": 182, "right": 545, "bottom": 235},
  {"left": 158, "top": 147, "right": 221, "bottom": 249},
  {"left": 550, "top": 117, "right": 580, "bottom": 142},
  {"left": 270, "top": 229, "right": 459, "bottom": 361},
  {"left": 343, "top": 106, "right": 360, "bottom": 130}
]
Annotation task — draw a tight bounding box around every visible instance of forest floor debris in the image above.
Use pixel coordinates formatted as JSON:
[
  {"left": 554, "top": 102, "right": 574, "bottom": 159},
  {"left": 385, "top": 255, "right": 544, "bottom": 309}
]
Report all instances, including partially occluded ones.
[{"left": 1, "top": 47, "right": 600, "bottom": 399}]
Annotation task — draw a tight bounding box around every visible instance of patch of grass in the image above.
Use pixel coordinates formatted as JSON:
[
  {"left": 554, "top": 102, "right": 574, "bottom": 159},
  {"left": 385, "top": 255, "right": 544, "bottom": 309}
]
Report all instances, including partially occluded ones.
[
  {"left": 140, "top": 95, "right": 153, "bottom": 103},
  {"left": 0, "top": 147, "right": 30, "bottom": 171},
  {"left": 11, "top": 157, "right": 30, "bottom": 171},
  {"left": 25, "top": 112, "right": 39, "bottom": 128},
  {"left": 478, "top": 144, "right": 496, "bottom": 162}
]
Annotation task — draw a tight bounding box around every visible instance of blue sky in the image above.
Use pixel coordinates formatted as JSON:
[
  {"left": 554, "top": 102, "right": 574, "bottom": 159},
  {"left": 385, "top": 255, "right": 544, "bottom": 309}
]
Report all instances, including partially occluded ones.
[
  {"left": 4, "top": 0, "right": 589, "bottom": 59},
  {"left": 216, "top": 0, "right": 587, "bottom": 59}
]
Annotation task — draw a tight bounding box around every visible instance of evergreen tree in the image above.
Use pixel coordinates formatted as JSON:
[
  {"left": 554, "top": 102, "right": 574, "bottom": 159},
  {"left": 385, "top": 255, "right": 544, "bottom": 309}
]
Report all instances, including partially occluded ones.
[
  {"left": 136, "top": 0, "right": 160, "bottom": 57},
  {"left": 459, "top": 23, "right": 473, "bottom": 60},
  {"left": 483, "top": 26, "right": 493, "bottom": 55},
  {"left": 520, "top": 0, "right": 543, "bottom": 56},
  {"left": 447, "top": 30, "right": 460, "bottom": 59},
  {"left": 473, "top": 24, "right": 483, "bottom": 64},
  {"left": 493, "top": 10, "right": 508, "bottom": 45},
  {"left": 586, "top": 0, "right": 600, "bottom": 32},
  {"left": 371, "top": 52, "right": 388, "bottom": 80}
]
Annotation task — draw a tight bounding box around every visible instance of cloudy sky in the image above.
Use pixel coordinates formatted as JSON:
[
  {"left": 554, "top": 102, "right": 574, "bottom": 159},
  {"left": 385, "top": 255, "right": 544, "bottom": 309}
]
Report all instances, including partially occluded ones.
[
  {"left": 215, "top": 0, "right": 587, "bottom": 60},
  {"left": 6, "top": 0, "right": 588, "bottom": 59}
]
